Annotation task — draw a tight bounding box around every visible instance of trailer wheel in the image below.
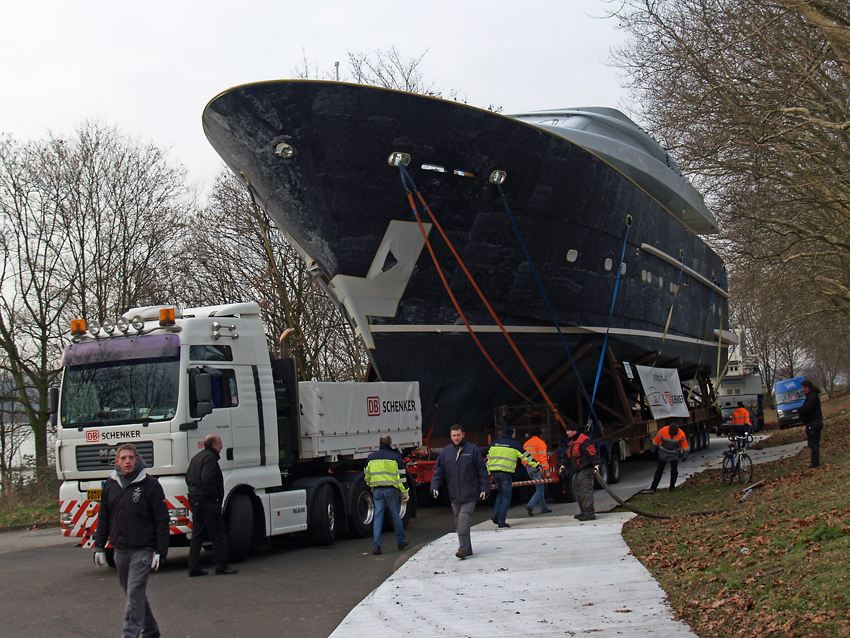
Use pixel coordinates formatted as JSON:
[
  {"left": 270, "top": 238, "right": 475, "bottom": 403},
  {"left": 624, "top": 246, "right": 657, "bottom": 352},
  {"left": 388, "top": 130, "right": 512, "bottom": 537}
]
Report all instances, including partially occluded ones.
[
  {"left": 105, "top": 548, "right": 115, "bottom": 568},
  {"left": 226, "top": 493, "right": 253, "bottom": 563},
  {"left": 607, "top": 453, "right": 621, "bottom": 484},
  {"left": 308, "top": 483, "right": 337, "bottom": 546},
  {"left": 349, "top": 478, "right": 374, "bottom": 538}
]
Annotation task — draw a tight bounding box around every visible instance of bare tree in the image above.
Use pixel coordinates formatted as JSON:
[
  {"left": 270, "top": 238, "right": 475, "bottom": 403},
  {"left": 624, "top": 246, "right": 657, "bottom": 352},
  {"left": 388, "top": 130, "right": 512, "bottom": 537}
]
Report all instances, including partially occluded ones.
[
  {"left": 0, "top": 136, "right": 72, "bottom": 477},
  {"left": 611, "top": 0, "right": 850, "bottom": 322},
  {"left": 0, "top": 124, "right": 195, "bottom": 475},
  {"left": 53, "top": 121, "right": 194, "bottom": 323},
  {"left": 179, "top": 171, "right": 367, "bottom": 381}
]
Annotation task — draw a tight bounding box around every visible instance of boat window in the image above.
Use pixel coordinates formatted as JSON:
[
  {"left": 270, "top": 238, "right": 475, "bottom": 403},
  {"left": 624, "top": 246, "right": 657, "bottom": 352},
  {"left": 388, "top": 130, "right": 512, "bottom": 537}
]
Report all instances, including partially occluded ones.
[
  {"left": 604, "top": 258, "right": 613, "bottom": 271},
  {"left": 658, "top": 277, "right": 664, "bottom": 288},
  {"left": 641, "top": 270, "right": 647, "bottom": 282},
  {"left": 647, "top": 272, "right": 652, "bottom": 283},
  {"left": 620, "top": 263, "right": 627, "bottom": 275},
  {"left": 566, "top": 249, "right": 578, "bottom": 263}
]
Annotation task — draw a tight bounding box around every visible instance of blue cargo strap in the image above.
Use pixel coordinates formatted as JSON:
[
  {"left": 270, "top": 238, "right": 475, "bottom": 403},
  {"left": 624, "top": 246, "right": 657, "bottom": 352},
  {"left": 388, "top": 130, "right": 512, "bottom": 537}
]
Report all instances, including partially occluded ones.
[
  {"left": 589, "top": 218, "right": 632, "bottom": 427},
  {"left": 494, "top": 182, "right": 600, "bottom": 427}
]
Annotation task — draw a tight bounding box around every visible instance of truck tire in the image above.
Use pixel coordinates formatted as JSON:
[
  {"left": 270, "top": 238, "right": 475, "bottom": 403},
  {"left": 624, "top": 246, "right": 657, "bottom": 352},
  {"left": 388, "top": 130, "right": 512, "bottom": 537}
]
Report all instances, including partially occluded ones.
[
  {"left": 308, "top": 483, "right": 337, "bottom": 546},
  {"left": 607, "top": 453, "right": 621, "bottom": 484},
  {"left": 226, "top": 493, "right": 253, "bottom": 563},
  {"left": 349, "top": 478, "right": 374, "bottom": 538}
]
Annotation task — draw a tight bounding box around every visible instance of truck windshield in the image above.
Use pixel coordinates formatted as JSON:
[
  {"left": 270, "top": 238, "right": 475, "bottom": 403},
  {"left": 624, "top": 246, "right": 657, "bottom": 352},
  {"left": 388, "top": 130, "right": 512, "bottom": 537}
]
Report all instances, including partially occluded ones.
[
  {"left": 776, "top": 389, "right": 805, "bottom": 405},
  {"left": 61, "top": 357, "right": 180, "bottom": 427}
]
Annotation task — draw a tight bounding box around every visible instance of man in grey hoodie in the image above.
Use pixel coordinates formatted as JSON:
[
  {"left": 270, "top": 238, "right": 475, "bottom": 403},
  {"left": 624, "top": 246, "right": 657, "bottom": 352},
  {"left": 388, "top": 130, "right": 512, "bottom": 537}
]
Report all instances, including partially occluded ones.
[{"left": 93, "top": 443, "right": 169, "bottom": 638}]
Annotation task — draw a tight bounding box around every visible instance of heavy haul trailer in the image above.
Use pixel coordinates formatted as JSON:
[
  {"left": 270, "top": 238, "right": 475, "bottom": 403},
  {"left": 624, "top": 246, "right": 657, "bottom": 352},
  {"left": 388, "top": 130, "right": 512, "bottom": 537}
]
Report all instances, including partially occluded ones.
[
  {"left": 484, "top": 345, "right": 721, "bottom": 502},
  {"left": 54, "top": 302, "right": 422, "bottom": 563}
]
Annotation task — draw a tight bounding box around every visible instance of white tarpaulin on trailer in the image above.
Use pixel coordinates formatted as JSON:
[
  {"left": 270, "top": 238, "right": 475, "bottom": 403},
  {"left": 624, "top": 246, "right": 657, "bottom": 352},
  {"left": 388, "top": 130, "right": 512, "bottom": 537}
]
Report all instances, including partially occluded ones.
[{"left": 635, "top": 366, "right": 690, "bottom": 418}]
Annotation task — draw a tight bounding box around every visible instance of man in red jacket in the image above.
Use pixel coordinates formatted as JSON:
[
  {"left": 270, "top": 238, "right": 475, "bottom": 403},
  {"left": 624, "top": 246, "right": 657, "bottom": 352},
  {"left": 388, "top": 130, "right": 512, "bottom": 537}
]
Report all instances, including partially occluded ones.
[{"left": 562, "top": 426, "right": 600, "bottom": 521}]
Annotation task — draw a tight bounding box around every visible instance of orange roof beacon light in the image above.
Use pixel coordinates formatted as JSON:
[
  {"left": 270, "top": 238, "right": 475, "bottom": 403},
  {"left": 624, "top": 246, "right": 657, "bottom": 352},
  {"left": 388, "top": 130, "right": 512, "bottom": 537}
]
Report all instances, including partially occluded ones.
[
  {"left": 70, "top": 319, "right": 87, "bottom": 336},
  {"left": 159, "top": 308, "right": 176, "bottom": 326}
]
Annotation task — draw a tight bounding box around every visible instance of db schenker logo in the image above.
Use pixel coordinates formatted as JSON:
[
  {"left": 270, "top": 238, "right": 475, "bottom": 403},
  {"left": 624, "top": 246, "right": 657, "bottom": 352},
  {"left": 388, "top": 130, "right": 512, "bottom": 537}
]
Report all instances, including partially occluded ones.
[
  {"left": 85, "top": 430, "right": 100, "bottom": 443},
  {"left": 367, "top": 397, "right": 380, "bottom": 417}
]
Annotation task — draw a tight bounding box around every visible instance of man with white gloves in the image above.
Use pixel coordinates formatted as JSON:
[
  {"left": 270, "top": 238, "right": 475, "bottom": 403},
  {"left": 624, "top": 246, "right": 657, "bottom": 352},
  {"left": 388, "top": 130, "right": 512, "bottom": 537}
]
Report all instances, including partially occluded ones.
[
  {"left": 93, "top": 443, "right": 169, "bottom": 638},
  {"left": 430, "top": 424, "right": 490, "bottom": 559}
]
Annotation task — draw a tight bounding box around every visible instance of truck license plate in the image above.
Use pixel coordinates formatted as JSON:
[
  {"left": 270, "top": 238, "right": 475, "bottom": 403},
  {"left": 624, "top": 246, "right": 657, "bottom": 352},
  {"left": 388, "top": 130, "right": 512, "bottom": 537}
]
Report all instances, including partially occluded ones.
[{"left": 87, "top": 489, "right": 102, "bottom": 501}]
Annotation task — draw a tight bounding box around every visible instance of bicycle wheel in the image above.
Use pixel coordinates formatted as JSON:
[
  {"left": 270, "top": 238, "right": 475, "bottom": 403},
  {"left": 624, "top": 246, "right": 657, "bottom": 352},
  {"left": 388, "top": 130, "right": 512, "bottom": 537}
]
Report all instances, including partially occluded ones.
[
  {"left": 737, "top": 454, "right": 754, "bottom": 484},
  {"left": 722, "top": 454, "right": 735, "bottom": 485}
]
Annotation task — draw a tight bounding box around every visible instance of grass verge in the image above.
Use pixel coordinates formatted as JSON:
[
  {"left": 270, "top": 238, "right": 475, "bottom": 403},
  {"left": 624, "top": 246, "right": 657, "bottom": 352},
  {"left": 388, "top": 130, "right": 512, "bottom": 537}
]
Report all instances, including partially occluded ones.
[
  {"left": 0, "top": 480, "right": 60, "bottom": 528},
  {"left": 621, "top": 394, "right": 850, "bottom": 638}
]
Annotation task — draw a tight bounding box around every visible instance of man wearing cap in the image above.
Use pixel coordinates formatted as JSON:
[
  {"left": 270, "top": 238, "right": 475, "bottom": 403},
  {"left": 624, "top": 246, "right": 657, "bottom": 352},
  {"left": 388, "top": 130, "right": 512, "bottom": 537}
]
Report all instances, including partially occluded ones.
[
  {"left": 562, "top": 425, "right": 600, "bottom": 521},
  {"left": 486, "top": 426, "right": 539, "bottom": 528}
]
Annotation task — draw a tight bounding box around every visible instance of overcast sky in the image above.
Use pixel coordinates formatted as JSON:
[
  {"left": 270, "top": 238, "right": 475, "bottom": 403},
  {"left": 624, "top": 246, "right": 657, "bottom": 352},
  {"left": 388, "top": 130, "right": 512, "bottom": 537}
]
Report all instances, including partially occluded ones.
[{"left": 2, "top": 1, "right": 630, "bottom": 198}]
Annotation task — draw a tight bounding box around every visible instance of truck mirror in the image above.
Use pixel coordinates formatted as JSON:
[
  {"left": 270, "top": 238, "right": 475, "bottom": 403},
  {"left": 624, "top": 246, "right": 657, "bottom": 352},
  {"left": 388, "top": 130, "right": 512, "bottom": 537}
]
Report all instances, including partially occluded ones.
[
  {"left": 49, "top": 386, "right": 59, "bottom": 428},
  {"left": 191, "top": 371, "right": 214, "bottom": 419}
]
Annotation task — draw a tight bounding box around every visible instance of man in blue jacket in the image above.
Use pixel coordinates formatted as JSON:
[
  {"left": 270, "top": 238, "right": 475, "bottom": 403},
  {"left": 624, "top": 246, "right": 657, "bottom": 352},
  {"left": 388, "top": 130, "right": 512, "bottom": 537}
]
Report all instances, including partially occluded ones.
[{"left": 430, "top": 424, "right": 490, "bottom": 559}]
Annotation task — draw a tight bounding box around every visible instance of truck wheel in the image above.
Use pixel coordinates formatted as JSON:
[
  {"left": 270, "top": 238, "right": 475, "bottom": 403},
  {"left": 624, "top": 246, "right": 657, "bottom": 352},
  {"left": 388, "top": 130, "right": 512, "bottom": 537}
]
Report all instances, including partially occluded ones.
[
  {"left": 226, "top": 493, "right": 253, "bottom": 563},
  {"left": 607, "top": 454, "right": 621, "bottom": 484},
  {"left": 105, "top": 548, "right": 115, "bottom": 568},
  {"left": 349, "top": 478, "right": 374, "bottom": 538},
  {"left": 308, "top": 483, "right": 337, "bottom": 546}
]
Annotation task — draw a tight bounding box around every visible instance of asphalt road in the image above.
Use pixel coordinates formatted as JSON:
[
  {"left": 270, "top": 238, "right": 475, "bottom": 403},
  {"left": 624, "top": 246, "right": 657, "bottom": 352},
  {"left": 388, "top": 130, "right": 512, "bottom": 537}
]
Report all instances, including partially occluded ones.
[
  {"left": 0, "top": 504, "right": 494, "bottom": 638},
  {"left": 3, "top": 435, "right": 800, "bottom": 638}
]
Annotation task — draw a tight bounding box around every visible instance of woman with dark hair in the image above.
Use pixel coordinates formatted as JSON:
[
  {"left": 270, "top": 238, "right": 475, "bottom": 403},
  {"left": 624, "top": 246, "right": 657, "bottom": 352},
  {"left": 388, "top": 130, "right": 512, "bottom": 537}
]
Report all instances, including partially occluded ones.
[{"left": 799, "top": 379, "right": 823, "bottom": 468}]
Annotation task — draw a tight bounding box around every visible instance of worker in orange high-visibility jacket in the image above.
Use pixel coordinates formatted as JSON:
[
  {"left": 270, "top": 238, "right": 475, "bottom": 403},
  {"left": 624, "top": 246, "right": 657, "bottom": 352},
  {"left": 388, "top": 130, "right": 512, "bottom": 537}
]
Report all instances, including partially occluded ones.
[
  {"left": 731, "top": 402, "right": 752, "bottom": 437},
  {"left": 649, "top": 424, "right": 689, "bottom": 492},
  {"left": 522, "top": 426, "right": 552, "bottom": 516}
]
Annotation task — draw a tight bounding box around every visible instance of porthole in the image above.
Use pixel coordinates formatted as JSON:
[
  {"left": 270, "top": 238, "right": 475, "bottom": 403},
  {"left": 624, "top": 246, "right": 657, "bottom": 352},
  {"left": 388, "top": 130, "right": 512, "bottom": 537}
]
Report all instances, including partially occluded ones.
[
  {"left": 641, "top": 270, "right": 647, "bottom": 282},
  {"left": 658, "top": 277, "right": 663, "bottom": 288},
  {"left": 647, "top": 272, "right": 652, "bottom": 284},
  {"left": 620, "top": 263, "right": 627, "bottom": 275},
  {"left": 604, "top": 258, "right": 613, "bottom": 271},
  {"left": 566, "top": 249, "right": 578, "bottom": 263}
]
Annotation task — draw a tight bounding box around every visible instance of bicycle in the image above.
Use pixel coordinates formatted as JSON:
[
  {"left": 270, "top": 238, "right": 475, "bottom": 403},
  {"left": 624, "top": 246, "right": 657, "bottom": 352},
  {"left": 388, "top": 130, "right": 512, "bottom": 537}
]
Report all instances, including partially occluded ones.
[{"left": 722, "top": 433, "right": 754, "bottom": 485}]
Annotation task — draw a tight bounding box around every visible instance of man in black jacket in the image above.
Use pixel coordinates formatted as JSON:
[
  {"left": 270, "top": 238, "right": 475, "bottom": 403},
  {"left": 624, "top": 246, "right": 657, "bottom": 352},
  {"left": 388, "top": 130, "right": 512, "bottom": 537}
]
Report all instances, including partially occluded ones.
[
  {"left": 186, "top": 434, "right": 238, "bottom": 576},
  {"left": 799, "top": 379, "right": 824, "bottom": 468},
  {"left": 93, "top": 443, "right": 169, "bottom": 638}
]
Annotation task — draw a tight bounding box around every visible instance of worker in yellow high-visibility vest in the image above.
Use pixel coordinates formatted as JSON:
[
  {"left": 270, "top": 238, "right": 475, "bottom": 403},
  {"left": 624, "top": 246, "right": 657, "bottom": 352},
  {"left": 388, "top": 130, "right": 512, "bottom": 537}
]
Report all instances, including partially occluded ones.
[{"left": 486, "top": 427, "right": 539, "bottom": 528}]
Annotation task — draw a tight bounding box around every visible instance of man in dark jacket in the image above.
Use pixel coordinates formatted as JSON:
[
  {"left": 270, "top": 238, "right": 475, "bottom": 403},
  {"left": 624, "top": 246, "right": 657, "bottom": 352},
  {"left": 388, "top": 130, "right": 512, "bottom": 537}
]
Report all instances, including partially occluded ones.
[
  {"left": 486, "top": 426, "right": 539, "bottom": 528},
  {"left": 365, "top": 434, "right": 409, "bottom": 555},
  {"left": 430, "top": 424, "right": 490, "bottom": 559},
  {"left": 562, "top": 426, "right": 600, "bottom": 521},
  {"left": 93, "top": 443, "right": 169, "bottom": 638},
  {"left": 186, "top": 434, "right": 238, "bottom": 576},
  {"left": 799, "top": 379, "right": 823, "bottom": 468}
]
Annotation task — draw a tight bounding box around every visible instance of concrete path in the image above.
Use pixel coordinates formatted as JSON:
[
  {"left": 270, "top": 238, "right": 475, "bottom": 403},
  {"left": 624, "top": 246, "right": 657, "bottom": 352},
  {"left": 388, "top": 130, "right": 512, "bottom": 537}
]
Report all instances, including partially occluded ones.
[{"left": 330, "top": 435, "right": 807, "bottom": 638}]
